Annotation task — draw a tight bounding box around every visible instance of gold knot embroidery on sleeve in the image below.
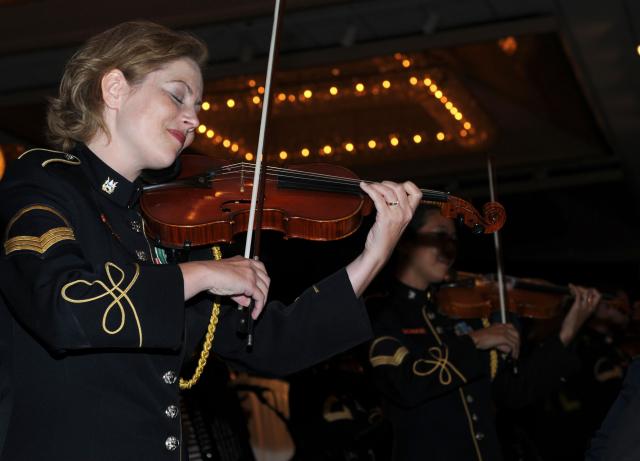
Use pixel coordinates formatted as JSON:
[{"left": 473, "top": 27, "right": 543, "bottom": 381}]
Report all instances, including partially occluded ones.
[
  {"left": 413, "top": 346, "right": 467, "bottom": 385},
  {"left": 61, "top": 262, "right": 143, "bottom": 347}
]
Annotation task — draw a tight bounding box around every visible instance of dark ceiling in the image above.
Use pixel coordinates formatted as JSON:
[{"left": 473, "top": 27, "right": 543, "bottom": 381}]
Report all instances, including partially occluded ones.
[{"left": 1, "top": 0, "right": 640, "bottom": 290}]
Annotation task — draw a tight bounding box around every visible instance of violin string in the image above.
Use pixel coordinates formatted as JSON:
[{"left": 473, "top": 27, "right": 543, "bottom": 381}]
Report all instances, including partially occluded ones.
[
  {"left": 210, "top": 162, "right": 449, "bottom": 199},
  {"left": 223, "top": 171, "right": 447, "bottom": 201},
  {"left": 216, "top": 169, "right": 447, "bottom": 200},
  {"left": 257, "top": 164, "right": 447, "bottom": 198},
  {"left": 216, "top": 165, "right": 364, "bottom": 187},
  {"left": 218, "top": 162, "right": 366, "bottom": 185}
]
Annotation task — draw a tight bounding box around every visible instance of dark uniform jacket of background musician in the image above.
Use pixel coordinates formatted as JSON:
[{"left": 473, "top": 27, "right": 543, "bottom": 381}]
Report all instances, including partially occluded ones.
[
  {"left": 366, "top": 279, "right": 581, "bottom": 461},
  {"left": 0, "top": 145, "right": 373, "bottom": 461}
]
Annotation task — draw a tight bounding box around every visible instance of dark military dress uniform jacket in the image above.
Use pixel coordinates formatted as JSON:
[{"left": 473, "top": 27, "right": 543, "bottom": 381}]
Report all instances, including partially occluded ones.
[
  {"left": 366, "top": 280, "right": 580, "bottom": 461},
  {"left": 0, "top": 145, "right": 372, "bottom": 461}
]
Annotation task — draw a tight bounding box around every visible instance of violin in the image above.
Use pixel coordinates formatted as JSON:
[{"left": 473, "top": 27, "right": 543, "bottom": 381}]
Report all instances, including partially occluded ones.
[
  {"left": 140, "top": 154, "right": 507, "bottom": 249},
  {"left": 436, "top": 271, "right": 629, "bottom": 320}
]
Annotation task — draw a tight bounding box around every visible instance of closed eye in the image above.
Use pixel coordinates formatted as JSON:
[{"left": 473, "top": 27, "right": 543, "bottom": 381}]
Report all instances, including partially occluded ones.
[{"left": 170, "top": 94, "right": 183, "bottom": 104}]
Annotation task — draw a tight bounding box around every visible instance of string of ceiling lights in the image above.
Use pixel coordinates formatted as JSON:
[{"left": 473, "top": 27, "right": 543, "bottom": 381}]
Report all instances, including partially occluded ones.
[{"left": 194, "top": 53, "right": 478, "bottom": 162}]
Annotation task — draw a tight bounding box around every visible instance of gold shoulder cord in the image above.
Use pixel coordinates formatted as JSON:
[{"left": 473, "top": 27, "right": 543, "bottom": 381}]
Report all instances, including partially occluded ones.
[
  {"left": 481, "top": 318, "right": 498, "bottom": 381},
  {"left": 179, "top": 246, "right": 222, "bottom": 390}
]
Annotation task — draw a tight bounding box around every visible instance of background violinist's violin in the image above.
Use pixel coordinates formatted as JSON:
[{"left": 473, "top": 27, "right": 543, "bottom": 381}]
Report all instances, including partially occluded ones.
[{"left": 436, "top": 271, "right": 629, "bottom": 320}]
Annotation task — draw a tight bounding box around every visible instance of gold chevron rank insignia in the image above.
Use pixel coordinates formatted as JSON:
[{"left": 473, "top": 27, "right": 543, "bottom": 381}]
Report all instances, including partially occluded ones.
[{"left": 4, "top": 205, "right": 76, "bottom": 256}]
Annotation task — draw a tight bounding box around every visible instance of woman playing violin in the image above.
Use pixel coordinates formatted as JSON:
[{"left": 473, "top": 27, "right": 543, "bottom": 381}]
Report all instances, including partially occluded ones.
[
  {"left": 0, "top": 21, "right": 421, "bottom": 461},
  {"left": 365, "top": 205, "right": 601, "bottom": 461}
]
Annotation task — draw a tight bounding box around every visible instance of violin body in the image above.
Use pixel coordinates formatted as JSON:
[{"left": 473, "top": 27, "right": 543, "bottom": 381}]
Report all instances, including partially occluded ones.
[
  {"left": 141, "top": 154, "right": 373, "bottom": 248},
  {"left": 435, "top": 274, "right": 566, "bottom": 320},
  {"left": 141, "top": 154, "right": 506, "bottom": 249},
  {"left": 434, "top": 276, "right": 495, "bottom": 319},
  {"left": 436, "top": 272, "right": 629, "bottom": 320}
]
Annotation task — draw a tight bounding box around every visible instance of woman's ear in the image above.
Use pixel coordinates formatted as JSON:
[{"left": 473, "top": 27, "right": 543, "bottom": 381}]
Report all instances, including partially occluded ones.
[{"left": 101, "top": 69, "right": 128, "bottom": 110}]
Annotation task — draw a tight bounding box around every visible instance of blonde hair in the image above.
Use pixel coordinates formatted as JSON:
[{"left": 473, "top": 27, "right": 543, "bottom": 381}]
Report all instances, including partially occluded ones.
[{"left": 46, "top": 21, "right": 208, "bottom": 152}]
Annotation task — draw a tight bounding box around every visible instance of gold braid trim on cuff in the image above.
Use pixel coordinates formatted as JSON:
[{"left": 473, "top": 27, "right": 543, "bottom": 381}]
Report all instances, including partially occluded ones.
[{"left": 180, "top": 245, "right": 222, "bottom": 390}]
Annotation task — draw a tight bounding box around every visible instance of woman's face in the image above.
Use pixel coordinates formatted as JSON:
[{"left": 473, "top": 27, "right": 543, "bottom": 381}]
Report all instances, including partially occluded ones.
[
  {"left": 113, "top": 58, "right": 203, "bottom": 171},
  {"left": 405, "top": 212, "right": 457, "bottom": 285}
]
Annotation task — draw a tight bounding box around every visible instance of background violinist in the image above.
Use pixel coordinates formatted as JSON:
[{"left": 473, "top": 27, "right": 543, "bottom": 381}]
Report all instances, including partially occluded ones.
[{"left": 364, "top": 204, "right": 601, "bottom": 461}]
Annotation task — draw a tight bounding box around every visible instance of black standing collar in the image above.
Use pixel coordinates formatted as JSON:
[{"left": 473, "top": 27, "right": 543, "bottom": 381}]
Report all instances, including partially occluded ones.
[
  {"left": 73, "top": 144, "right": 142, "bottom": 208},
  {"left": 391, "top": 279, "right": 432, "bottom": 306}
]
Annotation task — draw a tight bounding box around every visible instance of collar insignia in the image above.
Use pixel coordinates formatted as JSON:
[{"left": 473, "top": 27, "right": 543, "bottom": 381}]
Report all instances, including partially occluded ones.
[
  {"left": 102, "top": 177, "right": 118, "bottom": 194},
  {"left": 407, "top": 290, "right": 416, "bottom": 300}
]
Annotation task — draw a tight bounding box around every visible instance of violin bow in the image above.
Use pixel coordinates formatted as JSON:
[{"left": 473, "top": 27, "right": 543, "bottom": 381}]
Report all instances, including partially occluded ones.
[
  {"left": 487, "top": 156, "right": 508, "bottom": 325},
  {"left": 238, "top": 0, "right": 285, "bottom": 346},
  {"left": 488, "top": 155, "right": 520, "bottom": 372}
]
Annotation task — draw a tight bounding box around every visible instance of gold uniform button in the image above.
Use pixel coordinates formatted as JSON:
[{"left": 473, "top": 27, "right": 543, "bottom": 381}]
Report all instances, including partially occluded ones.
[{"left": 165, "top": 436, "right": 179, "bottom": 451}]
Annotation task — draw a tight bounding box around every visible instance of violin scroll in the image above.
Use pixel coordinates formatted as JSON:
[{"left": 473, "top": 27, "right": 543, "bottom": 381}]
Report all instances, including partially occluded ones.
[
  {"left": 482, "top": 201, "right": 507, "bottom": 234},
  {"left": 436, "top": 196, "right": 506, "bottom": 234}
]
